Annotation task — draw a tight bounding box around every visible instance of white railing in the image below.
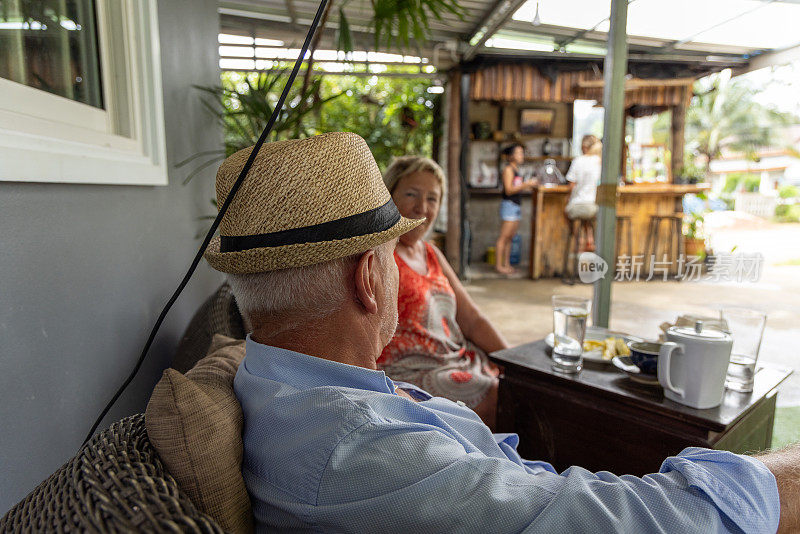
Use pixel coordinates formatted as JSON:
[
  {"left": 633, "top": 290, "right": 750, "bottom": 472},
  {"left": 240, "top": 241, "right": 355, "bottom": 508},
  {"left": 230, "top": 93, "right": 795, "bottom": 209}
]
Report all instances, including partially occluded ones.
[{"left": 734, "top": 193, "right": 777, "bottom": 218}]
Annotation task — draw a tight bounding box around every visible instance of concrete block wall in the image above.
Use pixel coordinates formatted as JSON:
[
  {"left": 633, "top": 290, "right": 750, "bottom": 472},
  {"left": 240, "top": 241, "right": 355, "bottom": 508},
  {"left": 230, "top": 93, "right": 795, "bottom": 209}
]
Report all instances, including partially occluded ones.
[{"left": 466, "top": 194, "right": 532, "bottom": 267}]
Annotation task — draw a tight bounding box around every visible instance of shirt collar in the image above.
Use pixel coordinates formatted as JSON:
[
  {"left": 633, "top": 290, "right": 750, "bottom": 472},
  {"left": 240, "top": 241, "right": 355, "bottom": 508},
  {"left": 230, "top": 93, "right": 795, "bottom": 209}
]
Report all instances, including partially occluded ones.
[{"left": 243, "top": 335, "right": 397, "bottom": 394}]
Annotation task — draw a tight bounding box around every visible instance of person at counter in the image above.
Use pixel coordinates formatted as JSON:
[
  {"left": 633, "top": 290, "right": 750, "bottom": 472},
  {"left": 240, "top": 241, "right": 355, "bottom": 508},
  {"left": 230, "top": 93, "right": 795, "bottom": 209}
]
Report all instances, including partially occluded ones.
[
  {"left": 496, "top": 144, "right": 537, "bottom": 275},
  {"left": 565, "top": 135, "right": 602, "bottom": 251}
]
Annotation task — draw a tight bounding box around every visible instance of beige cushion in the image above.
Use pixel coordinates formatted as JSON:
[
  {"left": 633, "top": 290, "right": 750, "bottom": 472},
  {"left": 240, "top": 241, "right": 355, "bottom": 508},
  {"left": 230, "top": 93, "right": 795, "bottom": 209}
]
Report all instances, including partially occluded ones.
[{"left": 145, "top": 334, "right": 253, "bottom": 533}]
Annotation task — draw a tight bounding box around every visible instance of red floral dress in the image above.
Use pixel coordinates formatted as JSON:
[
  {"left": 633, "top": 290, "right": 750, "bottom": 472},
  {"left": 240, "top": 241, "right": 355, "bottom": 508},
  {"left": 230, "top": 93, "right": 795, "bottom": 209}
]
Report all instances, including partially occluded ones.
[{"left": 379, "top": 242, "right": 495, "bottom": 407}]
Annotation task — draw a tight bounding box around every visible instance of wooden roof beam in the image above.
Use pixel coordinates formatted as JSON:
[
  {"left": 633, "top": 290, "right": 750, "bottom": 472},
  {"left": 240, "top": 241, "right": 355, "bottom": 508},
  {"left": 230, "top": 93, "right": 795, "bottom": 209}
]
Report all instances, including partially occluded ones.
[{"left": 576, "top": 77, "right": 697, "bottom": 89}]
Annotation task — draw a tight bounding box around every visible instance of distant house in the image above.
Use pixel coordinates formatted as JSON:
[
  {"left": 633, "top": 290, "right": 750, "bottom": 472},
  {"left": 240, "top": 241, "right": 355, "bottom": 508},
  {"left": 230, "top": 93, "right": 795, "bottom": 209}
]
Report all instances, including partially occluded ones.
[
  {"left": 708, "top": 149, "right": 799, "bottom": 195},
  {"left": 707, "top": 125, "right": 800, "bottom": 196}
]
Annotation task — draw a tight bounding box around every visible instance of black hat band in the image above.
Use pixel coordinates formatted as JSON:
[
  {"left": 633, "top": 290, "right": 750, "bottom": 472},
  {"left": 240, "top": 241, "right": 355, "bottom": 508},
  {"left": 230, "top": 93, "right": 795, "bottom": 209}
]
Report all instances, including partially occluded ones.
[{"left": 219, "top": 199, "right": 403, "bottom": 253}]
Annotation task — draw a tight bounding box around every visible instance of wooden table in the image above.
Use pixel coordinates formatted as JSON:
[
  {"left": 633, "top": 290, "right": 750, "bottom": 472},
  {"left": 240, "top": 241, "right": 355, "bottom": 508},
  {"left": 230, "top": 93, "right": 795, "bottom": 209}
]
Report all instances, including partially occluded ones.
[
  {"left": 490, "top": 339, "right": 791, "bottom": 477},
  {"left": 529, "top": 183, "right": 710, "bottom": 279}
]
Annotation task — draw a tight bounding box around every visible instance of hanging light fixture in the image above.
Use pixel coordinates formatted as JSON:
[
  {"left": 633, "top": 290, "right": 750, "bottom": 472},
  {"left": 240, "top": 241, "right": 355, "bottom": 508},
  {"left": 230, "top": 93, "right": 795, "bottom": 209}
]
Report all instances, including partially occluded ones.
[{"left": 532, "top": 1, "right": 541, "bottom": 26}]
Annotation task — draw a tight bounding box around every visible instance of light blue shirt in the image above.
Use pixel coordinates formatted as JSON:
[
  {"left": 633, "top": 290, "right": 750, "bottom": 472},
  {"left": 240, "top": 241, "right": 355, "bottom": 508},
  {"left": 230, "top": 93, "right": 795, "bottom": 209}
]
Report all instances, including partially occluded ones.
[{"left": 234, "top": 337, "right": 780, "bottom": 533}]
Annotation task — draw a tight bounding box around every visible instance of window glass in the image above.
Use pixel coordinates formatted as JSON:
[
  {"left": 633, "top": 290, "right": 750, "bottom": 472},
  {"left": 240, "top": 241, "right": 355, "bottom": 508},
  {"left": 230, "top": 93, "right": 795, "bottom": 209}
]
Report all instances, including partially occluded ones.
[{"left": 0, "top": 0, "right": 102, "bottom": 108}]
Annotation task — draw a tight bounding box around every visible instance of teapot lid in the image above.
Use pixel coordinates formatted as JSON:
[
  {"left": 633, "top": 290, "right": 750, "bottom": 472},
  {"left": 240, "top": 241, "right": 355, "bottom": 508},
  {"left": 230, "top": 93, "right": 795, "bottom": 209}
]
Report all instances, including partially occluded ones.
[{"left": 670, "top": 320, "right": 731, "bottom": 341}]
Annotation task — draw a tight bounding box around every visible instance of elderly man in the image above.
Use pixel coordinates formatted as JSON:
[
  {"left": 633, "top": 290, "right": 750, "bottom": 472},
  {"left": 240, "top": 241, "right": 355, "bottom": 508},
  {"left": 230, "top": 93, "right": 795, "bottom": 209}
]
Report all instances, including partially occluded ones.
[{"left": 205, "top": 132, "right": 797, "bottom": 533}]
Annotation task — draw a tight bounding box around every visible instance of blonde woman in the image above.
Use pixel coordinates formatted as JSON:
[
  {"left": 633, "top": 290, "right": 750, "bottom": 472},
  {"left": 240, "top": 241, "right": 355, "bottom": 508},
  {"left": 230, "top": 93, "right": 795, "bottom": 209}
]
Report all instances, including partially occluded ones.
[
  {"left": 565, "top": 135, "right": 602, "bottom": 251},
  {"left": 379, "top": 156, "right": 508, "bottom": 429}
]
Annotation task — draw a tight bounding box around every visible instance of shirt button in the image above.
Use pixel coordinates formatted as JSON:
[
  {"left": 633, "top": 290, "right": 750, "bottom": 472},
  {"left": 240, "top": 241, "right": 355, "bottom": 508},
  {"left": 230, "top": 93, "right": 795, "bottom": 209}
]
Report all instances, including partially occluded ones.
[{"left": 456, "top": 400, "right": 467, "bottom": 407}]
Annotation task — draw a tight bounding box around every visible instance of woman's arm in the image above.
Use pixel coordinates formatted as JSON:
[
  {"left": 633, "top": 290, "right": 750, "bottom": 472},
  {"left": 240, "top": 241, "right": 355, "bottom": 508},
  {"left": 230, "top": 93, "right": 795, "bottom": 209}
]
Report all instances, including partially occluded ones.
[
  {"left": 565, "top": 156, "right": 582, "bottom": 184},
  {"left": 431, "top": 245, "right": 509, "bottom": 353},
  {"left": 502, "top": 165, "right": 534, "bottom": 195}
]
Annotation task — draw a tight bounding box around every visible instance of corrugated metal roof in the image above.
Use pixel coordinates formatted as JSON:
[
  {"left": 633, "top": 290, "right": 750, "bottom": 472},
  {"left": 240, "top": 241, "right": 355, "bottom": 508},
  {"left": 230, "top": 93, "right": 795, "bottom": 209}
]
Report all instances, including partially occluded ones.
[{"left": 218, "top": 0, "right": 799, "bottom": 71}]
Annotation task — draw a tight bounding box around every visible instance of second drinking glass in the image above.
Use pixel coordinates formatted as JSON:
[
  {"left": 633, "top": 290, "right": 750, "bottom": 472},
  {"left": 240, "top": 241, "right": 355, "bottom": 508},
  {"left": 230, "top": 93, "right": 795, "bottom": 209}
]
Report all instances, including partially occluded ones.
[{"left": 552, "top": 295, "right": 591, "bottom": 373}]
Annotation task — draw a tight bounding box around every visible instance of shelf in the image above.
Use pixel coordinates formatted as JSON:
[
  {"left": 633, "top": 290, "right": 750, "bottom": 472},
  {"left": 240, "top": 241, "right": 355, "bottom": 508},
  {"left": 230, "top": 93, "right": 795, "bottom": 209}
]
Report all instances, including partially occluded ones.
[
  {"left": 468, "top": 188, "right": 534, "bottom": 196},
  {"left": 524, "top": 156, "right": 572, "bottom": 162}
]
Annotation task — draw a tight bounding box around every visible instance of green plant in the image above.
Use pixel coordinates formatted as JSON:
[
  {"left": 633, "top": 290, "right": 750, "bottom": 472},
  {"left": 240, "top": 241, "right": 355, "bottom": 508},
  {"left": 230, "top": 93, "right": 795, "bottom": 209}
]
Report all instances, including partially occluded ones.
[
  {"left": 743, "top": 175, "right": 761, "bottom": 193},
  {"left": 684, "top": 69, "right": 797, "bottom": 172},
  {"left": 722, "top": 174, "right": 740, "bottom": 193},
  {"left": 177, "top": 70, "right": 343, "bottom": 183},
  {"left": 778, "top": 184, "right": 799, "bottom": 199},
  {"left": 299, "top": 0, "right": 464, "bottom": 96},
  {"left": 318, "top": 74, "right": 436, "bottom": 168},
  {"left": 719, "top": 195, "right": 736, "bottom": 211},
  {"left": 179, "top": 70, "right": 436, "bottom": 188},
  {"left": 684, "top": 212, "right": 705, "bottom": 240},
  {"left": 775, "top": 204, "right": 800, "bottom": 223},
  {"left": 676, "top": 158, "right": 706, "bottom": 184},
  {"left": 722, "top": 172, "right": 760, "bottom": 194},
  {"left": 370, "top": 0, "right": 464, "bottom": 50}
]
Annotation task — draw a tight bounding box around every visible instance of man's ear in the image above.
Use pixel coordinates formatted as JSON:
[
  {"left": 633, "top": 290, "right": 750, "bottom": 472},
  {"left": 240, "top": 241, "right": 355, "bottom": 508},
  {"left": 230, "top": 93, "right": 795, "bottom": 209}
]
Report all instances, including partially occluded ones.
[{"left": 354, "top": 250, "right": 379, "bottom": 314}]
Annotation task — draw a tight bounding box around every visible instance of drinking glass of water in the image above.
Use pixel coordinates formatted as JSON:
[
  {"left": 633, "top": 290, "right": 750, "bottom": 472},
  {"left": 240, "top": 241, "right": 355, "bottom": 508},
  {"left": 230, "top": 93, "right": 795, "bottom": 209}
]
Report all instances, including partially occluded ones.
[
  {"left": 721, "top": 307, "right": 767, "bottom": 393},
  {"left": 551, "top": 295, "right": 591, "bottom": 373}
]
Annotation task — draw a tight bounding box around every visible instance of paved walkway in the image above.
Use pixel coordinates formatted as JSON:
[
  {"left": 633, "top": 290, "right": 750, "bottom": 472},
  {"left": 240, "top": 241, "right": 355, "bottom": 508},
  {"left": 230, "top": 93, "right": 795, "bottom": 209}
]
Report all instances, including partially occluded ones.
[{"left": 464, "top": 220, "right": 800, "bottom": 406}]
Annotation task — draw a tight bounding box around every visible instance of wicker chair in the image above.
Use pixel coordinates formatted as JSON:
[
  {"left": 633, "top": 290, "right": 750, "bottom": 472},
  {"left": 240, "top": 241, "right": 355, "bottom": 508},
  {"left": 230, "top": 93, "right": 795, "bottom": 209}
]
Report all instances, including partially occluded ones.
[
  {"left": 172, "top": 282, "right": 246, "bottom": 373},
  {"left": 0, "top": 414, "right": 224, "bottom": 533}
]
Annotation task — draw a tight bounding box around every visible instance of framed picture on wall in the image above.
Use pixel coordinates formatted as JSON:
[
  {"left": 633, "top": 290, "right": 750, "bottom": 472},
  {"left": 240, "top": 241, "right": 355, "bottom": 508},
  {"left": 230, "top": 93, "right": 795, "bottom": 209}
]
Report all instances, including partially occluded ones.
[
  {"left": 469, "top": 141, "right": 500, "bottom": 188},
  {"left": 519, "top": 108, "right": 555, "bottom": 135}
]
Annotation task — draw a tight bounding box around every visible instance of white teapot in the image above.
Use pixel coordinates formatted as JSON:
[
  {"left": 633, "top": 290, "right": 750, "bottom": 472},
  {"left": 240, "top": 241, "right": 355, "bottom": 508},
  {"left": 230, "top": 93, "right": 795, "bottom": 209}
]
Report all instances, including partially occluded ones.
[{"left": 658, "top": 321, "right": 733, "bottom": 409}]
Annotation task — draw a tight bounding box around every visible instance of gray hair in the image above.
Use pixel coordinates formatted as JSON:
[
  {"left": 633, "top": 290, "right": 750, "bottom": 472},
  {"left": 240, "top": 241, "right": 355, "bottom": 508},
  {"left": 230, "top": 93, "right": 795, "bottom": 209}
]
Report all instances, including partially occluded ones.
[
  {"left": 227, "top": 243, "right": 394, "bottom": 331},
  {"left": 383, "top": 155, "right": 446, "bottom": 196}
]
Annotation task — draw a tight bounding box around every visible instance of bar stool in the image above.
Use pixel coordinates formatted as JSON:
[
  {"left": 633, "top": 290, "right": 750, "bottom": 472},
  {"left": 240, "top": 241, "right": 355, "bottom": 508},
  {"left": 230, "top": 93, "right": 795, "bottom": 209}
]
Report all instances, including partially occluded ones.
[
  {"left": 615, "top": 215, "right": 633, "bottom": 262},
  {"left": 643, "top": 214, "right": 684, "bottom": 275},
  {"left": 562, "top": 216, "right": 596, "bottom": 284}
]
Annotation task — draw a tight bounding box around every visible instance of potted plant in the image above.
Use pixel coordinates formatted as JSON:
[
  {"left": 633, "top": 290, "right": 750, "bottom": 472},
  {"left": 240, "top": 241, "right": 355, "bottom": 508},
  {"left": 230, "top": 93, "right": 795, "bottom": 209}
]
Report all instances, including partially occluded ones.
[
  {"left": 676, "top": 160, "right": 706, "bottom": 185},
  {"left": 684, "top": 211, "right": 706, "bottom": 258}
]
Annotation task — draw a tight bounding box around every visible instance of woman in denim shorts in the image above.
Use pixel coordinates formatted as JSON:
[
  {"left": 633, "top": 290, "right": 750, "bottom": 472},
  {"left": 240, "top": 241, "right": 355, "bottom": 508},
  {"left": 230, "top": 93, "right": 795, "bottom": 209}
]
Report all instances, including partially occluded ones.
[{"left": 495, "top": 144, "right": 535, "bottom": 274}]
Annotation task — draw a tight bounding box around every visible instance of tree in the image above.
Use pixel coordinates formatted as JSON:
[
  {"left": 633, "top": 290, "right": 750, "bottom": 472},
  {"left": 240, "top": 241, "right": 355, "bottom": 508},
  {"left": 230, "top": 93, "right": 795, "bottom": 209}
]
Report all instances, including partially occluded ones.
[
  {"left": 177, "top": 70, "right": 342, "bottom": 184},
  {"left": 684, "top": 69, "right": 795, "bottom": 170},
  {"left": 318, "top": 73, "right": 437, "bottom": 169},
  {"left": 180, "top": 69, "right": 436, "bottom": 186}
]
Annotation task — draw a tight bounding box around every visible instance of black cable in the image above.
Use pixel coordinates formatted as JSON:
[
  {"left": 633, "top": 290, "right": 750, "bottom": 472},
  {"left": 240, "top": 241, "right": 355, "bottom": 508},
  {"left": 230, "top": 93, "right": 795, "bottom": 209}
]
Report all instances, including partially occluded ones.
[{"left": 82, "top": 0, "right": 330, "bottom": 445}]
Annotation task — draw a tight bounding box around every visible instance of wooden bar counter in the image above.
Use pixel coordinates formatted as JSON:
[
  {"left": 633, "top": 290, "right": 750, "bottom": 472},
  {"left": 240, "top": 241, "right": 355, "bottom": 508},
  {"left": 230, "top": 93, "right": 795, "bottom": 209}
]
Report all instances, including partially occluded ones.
[{"left": 529, "top": 183, "right": 710, "bottom": 279}]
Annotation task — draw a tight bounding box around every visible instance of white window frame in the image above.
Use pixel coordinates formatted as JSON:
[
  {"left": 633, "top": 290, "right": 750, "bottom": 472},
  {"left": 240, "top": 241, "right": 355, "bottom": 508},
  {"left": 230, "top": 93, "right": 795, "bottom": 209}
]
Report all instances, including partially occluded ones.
[{"left": 0, "top": 0, "right": 168, "bottom": 186}]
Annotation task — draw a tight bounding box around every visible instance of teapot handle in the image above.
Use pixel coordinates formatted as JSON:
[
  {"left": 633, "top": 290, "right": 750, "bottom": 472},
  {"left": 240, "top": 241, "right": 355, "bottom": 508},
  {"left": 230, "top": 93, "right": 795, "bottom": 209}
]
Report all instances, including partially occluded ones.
[{"left": 658, "top": 342, "right": 685, "bottom": 397}]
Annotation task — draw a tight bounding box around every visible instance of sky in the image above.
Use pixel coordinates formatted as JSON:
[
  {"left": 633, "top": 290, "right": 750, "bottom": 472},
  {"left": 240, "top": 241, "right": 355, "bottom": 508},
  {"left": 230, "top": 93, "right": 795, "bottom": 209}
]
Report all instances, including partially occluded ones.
[
  {"left": 512, "top": 0, "right": 800, "bottom": 50},
  {"left": 740, "top": 62, "right": 800, "bottom": 116}
]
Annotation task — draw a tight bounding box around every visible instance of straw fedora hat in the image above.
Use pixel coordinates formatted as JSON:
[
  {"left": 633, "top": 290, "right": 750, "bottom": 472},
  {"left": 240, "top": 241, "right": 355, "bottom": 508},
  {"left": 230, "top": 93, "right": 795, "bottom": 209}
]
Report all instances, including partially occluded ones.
[{"left": 204, "top": 132, "right": 423, "bottom": 274}]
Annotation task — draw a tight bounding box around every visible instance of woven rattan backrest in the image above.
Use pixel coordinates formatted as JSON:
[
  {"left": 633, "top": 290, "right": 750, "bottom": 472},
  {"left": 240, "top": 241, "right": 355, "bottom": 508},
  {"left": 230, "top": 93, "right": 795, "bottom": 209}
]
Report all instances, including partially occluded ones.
[{"left": 1, "top": 414, "right": 224, "bottom": 533}]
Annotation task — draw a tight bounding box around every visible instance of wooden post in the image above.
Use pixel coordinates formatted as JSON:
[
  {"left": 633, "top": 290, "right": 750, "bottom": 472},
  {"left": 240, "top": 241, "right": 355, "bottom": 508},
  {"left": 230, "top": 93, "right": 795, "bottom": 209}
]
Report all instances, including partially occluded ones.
[
  {"left": 459, "top": 73, "right": 471, "bottom": 277},
  {"left": 7, "top": 0, "right": 28, "bottom": 85},
  {"left": 446, "top": 70, "right": 462, "bottom": 274},
  {"left": 670, "top": 90, "right": 688, "bottom": 183}
]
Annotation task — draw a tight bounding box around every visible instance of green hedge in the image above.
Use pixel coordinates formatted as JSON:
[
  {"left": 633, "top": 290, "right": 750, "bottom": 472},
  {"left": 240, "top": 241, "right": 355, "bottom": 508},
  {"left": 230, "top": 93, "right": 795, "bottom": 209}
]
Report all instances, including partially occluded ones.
[
  {"left": 775, "top": 204, "right": 800, "bottom": 223},
  {"left": 778, "top": 185, "right": 799, "bottom": 199},
  {"left": 723, "top": 172, "right": 761, "bottom": 193}
]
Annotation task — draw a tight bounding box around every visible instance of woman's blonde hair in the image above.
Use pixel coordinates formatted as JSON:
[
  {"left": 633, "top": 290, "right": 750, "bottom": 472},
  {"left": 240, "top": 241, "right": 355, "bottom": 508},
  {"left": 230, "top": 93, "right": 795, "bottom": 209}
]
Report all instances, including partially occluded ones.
[
  {"left": 383, "top": 156, "right": 446, "bottom": 196},
  {"left": 581, "top": 134, "right": 602, "bottom": 156}
]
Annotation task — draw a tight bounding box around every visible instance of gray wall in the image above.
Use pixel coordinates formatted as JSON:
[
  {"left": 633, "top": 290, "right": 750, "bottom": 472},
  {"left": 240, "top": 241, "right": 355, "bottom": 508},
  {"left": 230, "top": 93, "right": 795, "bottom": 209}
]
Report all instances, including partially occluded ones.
[
  {"left": 0, "top": 0, "right": 222, "bottom": 513},
  {"left": 467, "top": 194, "right": 532, "bottom": 267}
]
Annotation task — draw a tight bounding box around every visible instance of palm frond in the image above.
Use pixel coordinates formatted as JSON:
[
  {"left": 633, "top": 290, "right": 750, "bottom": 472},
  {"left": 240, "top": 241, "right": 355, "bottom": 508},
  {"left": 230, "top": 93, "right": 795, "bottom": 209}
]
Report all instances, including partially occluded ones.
[
  {"left": 336, "top": 9, "right": 354, "bottom": 57},
  {"left": 175, "top": 149, "right": 226, "bottom": 168},
  {"left": 182, "top": 156, "right": 225, "bottom": 185}
]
